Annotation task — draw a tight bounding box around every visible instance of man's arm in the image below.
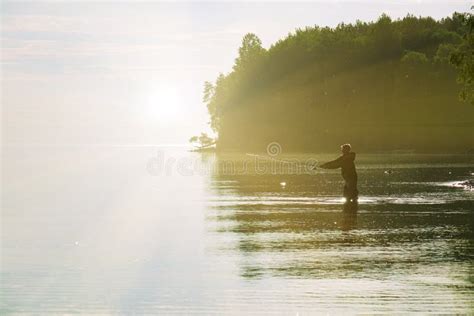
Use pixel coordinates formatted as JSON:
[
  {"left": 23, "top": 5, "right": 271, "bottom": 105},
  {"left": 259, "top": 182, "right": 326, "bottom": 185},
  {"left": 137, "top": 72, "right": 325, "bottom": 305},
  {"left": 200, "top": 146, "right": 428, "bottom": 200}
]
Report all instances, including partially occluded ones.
[{"left": 319, "top": 156, "right": 343, "bottom": 169}]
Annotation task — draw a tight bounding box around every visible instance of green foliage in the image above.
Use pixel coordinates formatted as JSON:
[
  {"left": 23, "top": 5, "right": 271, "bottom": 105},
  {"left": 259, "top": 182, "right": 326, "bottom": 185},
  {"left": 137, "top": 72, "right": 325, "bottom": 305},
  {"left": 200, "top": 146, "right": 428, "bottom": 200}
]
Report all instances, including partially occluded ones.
[
  {"left": 450, "top": 9, "right": 474, "bottom": 105},
  {"left": 201, "top": 13, "right": 474, "bottom": 152},
  {"left": 434, "top": 43, "right": 456, "bottom": 64},
  {"left": 401, "top": 51, "right": 429, "bottom": 65},
  {"left": 233, "top": 33, "right": 265, "bottom": 72},
  {"left": 189, "top": 132, "right": 215, "bottom": 149}
]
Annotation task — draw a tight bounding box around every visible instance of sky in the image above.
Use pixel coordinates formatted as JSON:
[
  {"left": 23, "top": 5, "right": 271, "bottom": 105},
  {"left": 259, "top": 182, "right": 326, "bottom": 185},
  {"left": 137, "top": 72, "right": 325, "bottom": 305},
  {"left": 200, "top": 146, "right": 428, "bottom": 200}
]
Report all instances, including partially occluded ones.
[{"left": 1, "top": 0, "right": 472, "bottom": 145}]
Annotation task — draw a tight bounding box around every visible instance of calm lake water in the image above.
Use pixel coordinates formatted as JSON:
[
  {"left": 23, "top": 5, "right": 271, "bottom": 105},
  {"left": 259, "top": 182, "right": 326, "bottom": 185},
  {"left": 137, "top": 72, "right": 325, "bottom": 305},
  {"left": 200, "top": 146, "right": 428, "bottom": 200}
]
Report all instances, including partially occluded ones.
[{"left": 1, "top": 146, "right": 473, "bottom": 314}]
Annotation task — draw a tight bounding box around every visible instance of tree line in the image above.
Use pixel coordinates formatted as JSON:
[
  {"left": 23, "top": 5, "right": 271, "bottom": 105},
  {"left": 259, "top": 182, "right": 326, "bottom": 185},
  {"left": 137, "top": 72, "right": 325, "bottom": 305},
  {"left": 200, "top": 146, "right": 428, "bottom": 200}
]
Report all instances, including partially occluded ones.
[{"left": 191, "top": 12, "right": 474, "bottom": 152}]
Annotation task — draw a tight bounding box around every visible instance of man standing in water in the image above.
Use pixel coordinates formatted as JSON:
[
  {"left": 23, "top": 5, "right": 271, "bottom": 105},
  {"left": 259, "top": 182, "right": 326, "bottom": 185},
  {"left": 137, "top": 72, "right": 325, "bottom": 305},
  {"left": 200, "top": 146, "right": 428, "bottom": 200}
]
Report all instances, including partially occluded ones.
[{"left": 319, "top": 144, "right": 358, "bottom": 203}]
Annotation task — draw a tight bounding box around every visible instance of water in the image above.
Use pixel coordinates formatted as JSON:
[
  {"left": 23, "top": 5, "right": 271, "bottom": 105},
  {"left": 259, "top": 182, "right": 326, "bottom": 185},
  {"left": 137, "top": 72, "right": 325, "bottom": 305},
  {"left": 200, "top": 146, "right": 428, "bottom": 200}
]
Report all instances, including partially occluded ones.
[{"left": 1, "top": 146, "right": 473, "bottom": 314}]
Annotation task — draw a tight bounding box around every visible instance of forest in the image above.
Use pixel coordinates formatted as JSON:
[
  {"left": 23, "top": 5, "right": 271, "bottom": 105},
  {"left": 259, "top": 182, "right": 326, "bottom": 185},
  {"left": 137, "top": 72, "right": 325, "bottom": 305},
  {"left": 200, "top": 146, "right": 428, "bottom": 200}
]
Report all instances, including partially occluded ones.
[{"left": 196, "top": 13, "right": 474, "bottom": 153}]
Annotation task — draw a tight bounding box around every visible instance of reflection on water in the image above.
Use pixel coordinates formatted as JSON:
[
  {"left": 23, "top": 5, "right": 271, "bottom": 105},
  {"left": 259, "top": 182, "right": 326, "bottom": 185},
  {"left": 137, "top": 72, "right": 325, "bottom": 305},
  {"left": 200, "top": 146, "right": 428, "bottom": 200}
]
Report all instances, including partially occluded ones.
[
  {"left": 1, "top": 147, "right": 473, "bottom": 314},
  {"left": 206, "top": 153, "right": 474, "bottom": 312},
  {"left": 341, "top": 201, "right": 358, "bottom": 231}
]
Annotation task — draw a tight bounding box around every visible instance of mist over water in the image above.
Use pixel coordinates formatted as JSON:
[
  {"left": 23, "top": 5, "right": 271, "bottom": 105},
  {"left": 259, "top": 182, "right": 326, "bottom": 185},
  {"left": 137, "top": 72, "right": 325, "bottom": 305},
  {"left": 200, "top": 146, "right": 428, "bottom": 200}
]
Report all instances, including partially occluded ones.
[
  {"left": 3, "top": 1, "right": 474, "bottom": 313},
  {"left": 1, "top": 146, "right": 473, "bottom": 314}
]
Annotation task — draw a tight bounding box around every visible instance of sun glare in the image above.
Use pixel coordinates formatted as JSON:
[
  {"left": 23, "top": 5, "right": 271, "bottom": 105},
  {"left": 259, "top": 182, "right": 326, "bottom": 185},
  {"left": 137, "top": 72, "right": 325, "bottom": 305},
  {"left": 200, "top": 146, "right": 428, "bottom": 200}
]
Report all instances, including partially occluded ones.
[{"left": 145, "top": 85, "right": 182, "bottom": 120}]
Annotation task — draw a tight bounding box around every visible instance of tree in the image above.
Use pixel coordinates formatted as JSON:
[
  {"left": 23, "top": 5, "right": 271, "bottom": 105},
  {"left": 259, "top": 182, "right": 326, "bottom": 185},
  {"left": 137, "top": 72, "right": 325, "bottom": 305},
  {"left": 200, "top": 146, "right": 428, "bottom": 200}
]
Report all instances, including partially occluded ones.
[
  {"left": 203, "top": 81, "right": 215, "bottom": 104},
  {"left": 233, "top": 33, "right": 265, "bottom": 72},
  {"left": 192, "top": 13, "right": 474, "bottom": 152},
  {"left": 401, "top": 50, "right": 429, "bottom": 65},
  {"left": 204, "top": 74, "right": 228, "bottom": 133},
  {"left": 189, "top": 133, "right": 215, "bottom": 149},
  {"left": 434, "top": 43, "right": 456, "bottom": 65},
  {"left": 450, "top": 10, "right": 474, "bottom": 105},
  {"left": 372, "top": 14, "right": 402, "bottom": 59}
]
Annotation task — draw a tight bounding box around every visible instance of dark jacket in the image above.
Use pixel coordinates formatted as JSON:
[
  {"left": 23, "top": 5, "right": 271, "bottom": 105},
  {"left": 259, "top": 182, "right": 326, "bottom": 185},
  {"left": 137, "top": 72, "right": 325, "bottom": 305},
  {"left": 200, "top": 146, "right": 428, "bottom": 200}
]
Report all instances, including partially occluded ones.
[{"left": 320, "top": 152, "right": 357, "bottom": 181}]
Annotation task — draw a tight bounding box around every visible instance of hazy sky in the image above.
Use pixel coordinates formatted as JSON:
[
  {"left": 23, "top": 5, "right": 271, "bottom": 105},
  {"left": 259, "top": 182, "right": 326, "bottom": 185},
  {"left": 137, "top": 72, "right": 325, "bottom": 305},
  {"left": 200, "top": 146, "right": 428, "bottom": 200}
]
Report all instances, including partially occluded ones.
[{"left": 1, "top": 0, "right": 471, "bottom": 145}]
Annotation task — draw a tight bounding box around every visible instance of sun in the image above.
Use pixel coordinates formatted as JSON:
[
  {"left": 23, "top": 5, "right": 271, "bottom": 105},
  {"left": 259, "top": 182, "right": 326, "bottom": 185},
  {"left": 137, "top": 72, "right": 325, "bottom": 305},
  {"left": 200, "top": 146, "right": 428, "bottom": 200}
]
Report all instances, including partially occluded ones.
[{"left": 145, "top": 84, "right": 182, "bottom": 120}]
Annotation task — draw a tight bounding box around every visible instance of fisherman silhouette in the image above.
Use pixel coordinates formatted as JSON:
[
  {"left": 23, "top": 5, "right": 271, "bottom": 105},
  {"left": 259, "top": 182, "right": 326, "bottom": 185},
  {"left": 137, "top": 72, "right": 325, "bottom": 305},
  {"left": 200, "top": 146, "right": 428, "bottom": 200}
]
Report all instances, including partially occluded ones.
[{"left": 319, "top": 144, "right": 359, "bottom": 202}]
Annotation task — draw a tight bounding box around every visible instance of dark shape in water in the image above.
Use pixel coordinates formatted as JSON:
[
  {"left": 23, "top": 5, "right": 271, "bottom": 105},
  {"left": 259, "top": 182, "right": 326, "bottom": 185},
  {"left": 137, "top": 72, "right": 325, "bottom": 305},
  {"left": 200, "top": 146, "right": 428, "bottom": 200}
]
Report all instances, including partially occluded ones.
[
  {"left": 342, "top": 201, "right": 358, "bottom": 231},
  {"left": 320, "top": 144, "right": 358, "bottom": 202}
]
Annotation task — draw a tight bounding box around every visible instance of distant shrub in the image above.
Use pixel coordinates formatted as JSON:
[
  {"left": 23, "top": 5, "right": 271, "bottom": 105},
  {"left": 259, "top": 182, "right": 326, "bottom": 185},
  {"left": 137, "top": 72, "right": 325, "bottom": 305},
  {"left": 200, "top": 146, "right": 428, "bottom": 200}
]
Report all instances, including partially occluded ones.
[
  {"left": 434, "top": 43, "right": 456, "bottom": 65},
  {"left": 401, "top": 51, "right": 429, "bottom": 65}
]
